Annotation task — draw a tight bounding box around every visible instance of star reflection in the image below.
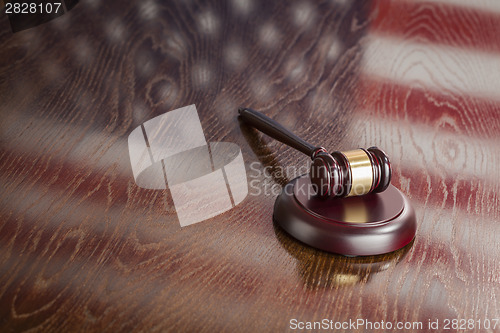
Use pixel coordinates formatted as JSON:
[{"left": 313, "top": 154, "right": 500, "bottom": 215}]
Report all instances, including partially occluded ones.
[
  {"left": 224, "top": 42, "right": 246, "bottom": 70},
  {"left": 191, "top": 62, "right": 213, "bottom": 89},
  {"left": 138, "top": 0, "right": 157, "bottom": 20},
  {"left": 258, "top": 22, "right": 281, "bottom": 49},
  {"left": 71, "top": 38, "right": 95, "bottom": 65},
  {"left": 231, "top": 0, "right": 253, "bottom": 15},
  {"left": 291, "top": 2, "right": 316, "bottom": 28},
  {"left": 197, "top": 10, "right": 219, "bottom": 36},
  {"left": 105, "top": 18, "right": 127, "bottom": 42}
]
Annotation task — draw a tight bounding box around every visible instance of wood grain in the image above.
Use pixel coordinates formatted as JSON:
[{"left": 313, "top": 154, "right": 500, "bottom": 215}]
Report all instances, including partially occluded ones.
[{"left": 1, "top": 0, "right": 499, "bottom": 332}]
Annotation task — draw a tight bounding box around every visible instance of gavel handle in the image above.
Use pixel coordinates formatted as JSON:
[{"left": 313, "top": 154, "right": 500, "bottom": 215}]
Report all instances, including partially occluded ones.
[{"left": 238, "top": 107, "right": 320, "bottom": 158}]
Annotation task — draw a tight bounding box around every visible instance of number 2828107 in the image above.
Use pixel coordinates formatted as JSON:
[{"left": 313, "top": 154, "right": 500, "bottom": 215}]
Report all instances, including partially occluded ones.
[{"left": 5, "top": 2, "right": 62, "bottom": 14}]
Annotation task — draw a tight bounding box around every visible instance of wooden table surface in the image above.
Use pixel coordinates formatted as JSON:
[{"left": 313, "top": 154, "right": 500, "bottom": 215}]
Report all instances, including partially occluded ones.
[{"left": 1, "top": 0, "right": 499, "bottom": 332}]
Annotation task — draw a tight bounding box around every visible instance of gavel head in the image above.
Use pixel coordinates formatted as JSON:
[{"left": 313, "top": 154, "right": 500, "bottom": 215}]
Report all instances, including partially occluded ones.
[{"left": 309, "top": 147, "right": 391, "bottom": 198}]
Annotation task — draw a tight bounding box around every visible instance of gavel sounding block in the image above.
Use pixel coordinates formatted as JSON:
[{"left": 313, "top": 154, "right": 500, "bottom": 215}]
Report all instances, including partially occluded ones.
[{"left": 273, "top": 175, "right": 416, "bottom": 256}]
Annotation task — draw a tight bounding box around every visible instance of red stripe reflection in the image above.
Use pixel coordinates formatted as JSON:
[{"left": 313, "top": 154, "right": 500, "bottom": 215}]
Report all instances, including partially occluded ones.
[{"left": 371, "top": 0, "right": 500, "bottom": 53}]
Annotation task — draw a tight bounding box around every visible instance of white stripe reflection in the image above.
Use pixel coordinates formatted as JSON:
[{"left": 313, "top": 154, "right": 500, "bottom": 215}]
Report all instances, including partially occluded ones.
[
  {"left": 362, "top": 35, "right": 500, "bottom": 101},
  {"left": 351, "top": 115, "right": 500, "bottom": 183},
  {"left": 408, "top": 0, "right": 500, "bottom": 13}
]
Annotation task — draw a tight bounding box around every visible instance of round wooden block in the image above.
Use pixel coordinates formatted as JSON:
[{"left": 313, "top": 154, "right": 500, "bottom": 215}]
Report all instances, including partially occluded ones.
[{"left": 273, "top": 175, "right": 416, "bottom": 256}]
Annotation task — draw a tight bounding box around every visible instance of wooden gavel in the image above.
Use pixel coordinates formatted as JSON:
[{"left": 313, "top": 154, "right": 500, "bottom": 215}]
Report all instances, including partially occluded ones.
[{"left": 238, "top": 107, "right": 391, "bottom": 198}]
